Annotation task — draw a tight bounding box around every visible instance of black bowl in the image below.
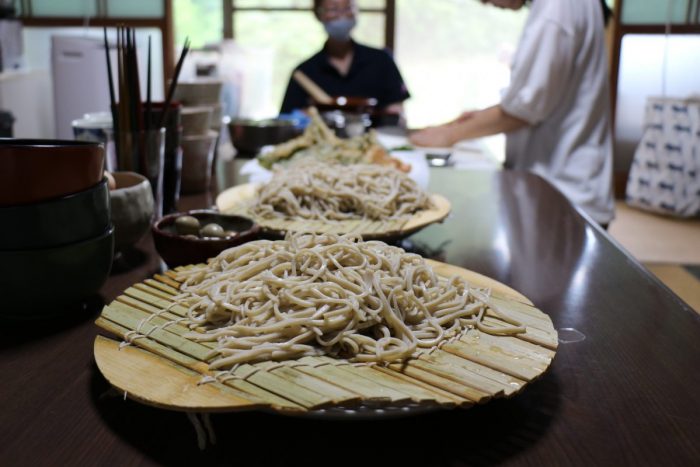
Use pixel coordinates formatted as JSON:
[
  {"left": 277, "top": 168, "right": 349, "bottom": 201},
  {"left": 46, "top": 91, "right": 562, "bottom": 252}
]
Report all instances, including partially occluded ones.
[
  {"left": 152, "top": 210, "right": 260, "bottom": 268},
  {"left": 0, "top": 226, "right": 114, "bottom": 318},
  {"left": 227, "top": 119, "right": 301, "bottom": 155},
  {"left": 0, "top": 178, "right": 110, "bottom": 251}
]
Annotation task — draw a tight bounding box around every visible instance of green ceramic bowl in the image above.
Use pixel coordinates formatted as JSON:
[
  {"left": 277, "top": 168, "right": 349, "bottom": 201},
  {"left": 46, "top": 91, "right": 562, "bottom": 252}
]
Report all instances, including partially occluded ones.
[
  {"left": 0, "top": 226, "right": 114, "bottom": 318},
  {"left": 0, "top": 178, "right": 110, "bottom": 251}
]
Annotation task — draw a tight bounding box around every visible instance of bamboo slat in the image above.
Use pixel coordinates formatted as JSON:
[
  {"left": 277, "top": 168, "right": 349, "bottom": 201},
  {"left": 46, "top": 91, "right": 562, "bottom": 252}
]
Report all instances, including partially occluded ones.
[
  {"left": 441, "top": 340, "right": 546, "bottom": 381},
  {"left": 370, "top": 366, "right": 468, "bottom": 406},
  {"left": 94, "top": 260, "right": 557, "bottom": 415},
  {"left": 255, "top": 361, "right": 361, "bottom": 405},
  {"left": 385, "top": 362, "right": 492, "bottom": 403},
  {"left": 231, "top": 364, "right": 336, "bottom": 409},
  {"left": 419, "top": 350, "right": 525, "bottom": 396},
  {"left": 143, "top": 278, "right": 178, "bottom": 296},
  {"left": 311, "top": 357, "right": 438, "bottom": 404},
  {"left": 293, "top": 357, "right": 411, "bottom": 404},
  {"left": 95, "top": 320, "right": 305, "bottom": 412},
  {"left": 93, "top": 325, "right": 303, "bottom": 412}
]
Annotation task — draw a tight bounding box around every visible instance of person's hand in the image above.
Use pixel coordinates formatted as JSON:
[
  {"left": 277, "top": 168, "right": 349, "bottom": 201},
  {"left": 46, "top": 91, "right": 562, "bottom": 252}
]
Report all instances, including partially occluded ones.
[{"left": 409, "top": 124, "right": 459, "bottom": 148}]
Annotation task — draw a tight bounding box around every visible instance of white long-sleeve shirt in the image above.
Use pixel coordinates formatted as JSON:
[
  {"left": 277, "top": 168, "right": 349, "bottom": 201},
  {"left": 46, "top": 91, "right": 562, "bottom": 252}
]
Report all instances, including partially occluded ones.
[{"left": 501, "top": 0, "right": 614, "bottom": 224}]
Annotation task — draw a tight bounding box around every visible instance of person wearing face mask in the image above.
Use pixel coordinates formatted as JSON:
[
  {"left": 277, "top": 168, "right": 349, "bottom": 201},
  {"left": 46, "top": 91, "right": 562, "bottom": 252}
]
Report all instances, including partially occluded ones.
[
  {"left": 410, "top": 0, "right": 615, "bottom": 227},
  {"left": 280, "top": 0, "right": 410, "bottom": 120}
]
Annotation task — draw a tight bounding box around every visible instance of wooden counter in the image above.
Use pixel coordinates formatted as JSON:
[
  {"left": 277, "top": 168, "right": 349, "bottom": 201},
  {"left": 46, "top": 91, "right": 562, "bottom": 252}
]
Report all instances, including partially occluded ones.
[{"left": 1, "top": 165, "right": 698, "bottom": 466}]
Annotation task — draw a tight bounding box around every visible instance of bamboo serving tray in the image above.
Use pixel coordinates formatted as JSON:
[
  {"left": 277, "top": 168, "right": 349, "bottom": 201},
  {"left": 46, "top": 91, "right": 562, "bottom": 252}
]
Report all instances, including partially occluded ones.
[
  {"left": 215, "top": 183, "right": 451, "bottom": 240},
  {"left": 94, "top": 260, "right": 558, "bottom": 416}
]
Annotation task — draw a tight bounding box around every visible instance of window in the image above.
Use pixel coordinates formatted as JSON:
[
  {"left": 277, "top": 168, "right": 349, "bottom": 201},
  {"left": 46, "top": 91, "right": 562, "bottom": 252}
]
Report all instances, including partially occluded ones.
[
  {"left": 395, "top": 0, "right": 527, "bottom": 159},
  {"left": 175, "top": 0, "right": 528, "bottom": 152},
  {"left": 225, "top": 0, "right": 390, "bottom": 116},
  {"left": 174, "top": 0, "right": 224, "bottom": 48},
  {"left": 396, "top": 1, "right": 527, "bottom": 125},
  {"left": 175, "top": 0, "right": 391, "bottom": 117}
]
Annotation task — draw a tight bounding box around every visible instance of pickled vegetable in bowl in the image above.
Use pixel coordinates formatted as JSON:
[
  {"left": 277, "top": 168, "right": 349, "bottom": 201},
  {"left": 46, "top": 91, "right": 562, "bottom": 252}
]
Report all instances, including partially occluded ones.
[{"left": 152, "top": 210, "right": 260, "bottom": 267}]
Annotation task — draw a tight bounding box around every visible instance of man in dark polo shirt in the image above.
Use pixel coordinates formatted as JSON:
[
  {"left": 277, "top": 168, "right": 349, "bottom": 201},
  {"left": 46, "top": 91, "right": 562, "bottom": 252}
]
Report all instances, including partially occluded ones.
[{"left": 280, "top": 0, "right": 410, "bottom": 118}]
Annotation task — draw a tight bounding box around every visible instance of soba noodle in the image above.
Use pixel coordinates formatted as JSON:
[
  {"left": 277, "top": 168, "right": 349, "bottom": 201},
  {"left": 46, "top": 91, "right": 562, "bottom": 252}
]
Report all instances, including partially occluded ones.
[
  {"left": 174, "top": 233, "right": 525, "bottom": 370},
  {"left": 250, "top": 161, "right": 432, "bottom": 222}
]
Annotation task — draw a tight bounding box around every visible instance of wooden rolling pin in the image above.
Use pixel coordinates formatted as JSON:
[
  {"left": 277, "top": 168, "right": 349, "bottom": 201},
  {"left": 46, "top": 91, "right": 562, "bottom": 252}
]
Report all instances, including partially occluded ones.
[{"left": 293, "top": 70, "right": 333, "bottom": 105}]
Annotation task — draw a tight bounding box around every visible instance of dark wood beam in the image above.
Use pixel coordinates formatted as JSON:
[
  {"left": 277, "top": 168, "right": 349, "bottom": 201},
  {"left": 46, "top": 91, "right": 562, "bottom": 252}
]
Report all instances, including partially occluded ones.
[
  {"left": 163, "top": 0, "right": 174, "bottom": 86},
  {"left": 223, "top": 0, "right": 233, "bottom": 39},
  {"left": 385, "top": 0, "right": 395, "bottom": 51}
]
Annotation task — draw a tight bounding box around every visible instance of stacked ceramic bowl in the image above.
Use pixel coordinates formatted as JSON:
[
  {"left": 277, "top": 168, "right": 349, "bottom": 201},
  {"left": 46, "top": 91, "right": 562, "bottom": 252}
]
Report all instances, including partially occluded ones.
[
  {"left": 109, "top": 171, "right": 155, "bottom": 252},
  {"left": 0, "top": 139, "right": 114, "bottom": 318},
  {"left": 173, "top": 79, "right": 223, "bottom": 194}
]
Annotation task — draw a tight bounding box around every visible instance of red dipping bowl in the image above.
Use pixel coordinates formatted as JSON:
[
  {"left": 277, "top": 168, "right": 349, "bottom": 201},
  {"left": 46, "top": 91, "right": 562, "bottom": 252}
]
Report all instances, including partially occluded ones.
[
  {"left": 0, "top": 139, "right": 105, "bottom": 207},
  {"left": 152, "top": 210, "right": 261, "bottom": 268}
]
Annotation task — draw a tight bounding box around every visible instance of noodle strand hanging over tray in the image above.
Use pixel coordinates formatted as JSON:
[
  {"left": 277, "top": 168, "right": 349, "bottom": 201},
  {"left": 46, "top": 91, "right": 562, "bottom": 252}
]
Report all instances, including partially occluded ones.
[{"left": 172, "top": 233, "right": 525, "bottom": 370}]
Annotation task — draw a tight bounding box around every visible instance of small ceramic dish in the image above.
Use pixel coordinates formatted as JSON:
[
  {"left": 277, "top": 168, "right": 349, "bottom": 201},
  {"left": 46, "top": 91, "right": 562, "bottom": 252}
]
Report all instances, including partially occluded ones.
[{"left": 152, "top": 210, "right": 260, "bottom": 268}]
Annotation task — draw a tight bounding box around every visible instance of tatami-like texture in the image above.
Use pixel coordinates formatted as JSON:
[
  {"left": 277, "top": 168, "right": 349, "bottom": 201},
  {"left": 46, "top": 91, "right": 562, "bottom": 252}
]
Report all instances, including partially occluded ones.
[{"left": 609, "top": 202, "right": 700, "bottom": 315}]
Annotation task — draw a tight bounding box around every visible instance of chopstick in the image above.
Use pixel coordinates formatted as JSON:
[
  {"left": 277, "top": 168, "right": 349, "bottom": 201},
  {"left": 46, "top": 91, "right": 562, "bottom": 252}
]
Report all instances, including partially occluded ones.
[
  {"left": 157, "top": 37, "right": 190, "bottom": 129},
  {"left": 129, "top": 28, "right": 143, "bottom": 138},
  {"left": 103, "top": 28, "right": 116, "bottom": 118},
  {"left": 103, "top": 27, "right": 119, "bottom": 164},
  {"left": 125, "top": 28, "right": 145, "bottom": 173},
  {"left": 116, "top": 26, "right": 130, "bottom": 170},
  {"left": 146, "top": 36, "right": 152, "bottom": 131},
  {"left": 293, "top": 70, "right": 333, "bottom": 105},
  {"left": 103, "top": 26, "right": 175, "bottom": 172}
]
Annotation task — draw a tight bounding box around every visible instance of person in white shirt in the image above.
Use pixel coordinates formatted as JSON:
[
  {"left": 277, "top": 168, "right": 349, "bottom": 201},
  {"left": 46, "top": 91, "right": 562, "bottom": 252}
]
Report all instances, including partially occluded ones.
[{"left": 410, "top": 0, "right": 615, "bottom": 226}]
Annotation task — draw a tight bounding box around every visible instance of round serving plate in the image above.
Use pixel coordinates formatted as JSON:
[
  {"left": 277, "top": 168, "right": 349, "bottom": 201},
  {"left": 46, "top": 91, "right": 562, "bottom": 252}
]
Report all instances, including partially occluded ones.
[
  {"left": 94, "top": 261, "right": 557, "bottom": 418},
  {"left": 215, "top": 182, "right": 451, "bottom": 241}
]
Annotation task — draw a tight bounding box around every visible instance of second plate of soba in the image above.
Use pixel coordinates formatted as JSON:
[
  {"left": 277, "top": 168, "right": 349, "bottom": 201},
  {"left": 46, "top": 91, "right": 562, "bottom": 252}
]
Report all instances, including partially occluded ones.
[{"left": 216, "top": 159, "right": 450, "bottom": 240}]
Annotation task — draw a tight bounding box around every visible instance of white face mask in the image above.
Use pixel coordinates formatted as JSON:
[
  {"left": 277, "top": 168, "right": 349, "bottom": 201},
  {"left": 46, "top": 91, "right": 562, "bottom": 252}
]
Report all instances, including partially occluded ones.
[{"left": 323, "top": 17, "right": 356, "bottom": 41}]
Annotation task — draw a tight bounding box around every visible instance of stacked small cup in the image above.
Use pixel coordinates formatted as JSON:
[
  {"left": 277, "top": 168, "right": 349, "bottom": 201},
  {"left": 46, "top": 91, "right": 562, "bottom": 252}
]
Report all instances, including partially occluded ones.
[{"left": 174, "top": 79, "right": 223, "bottom": 194}]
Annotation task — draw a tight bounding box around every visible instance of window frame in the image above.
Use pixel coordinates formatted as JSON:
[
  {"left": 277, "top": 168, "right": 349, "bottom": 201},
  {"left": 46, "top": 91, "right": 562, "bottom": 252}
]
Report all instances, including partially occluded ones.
[
  {"left": 609, "top": 0, "right": 700, "bottom": 196},
  {"left": 222, "top": 0, "right": 396, "bottom": 51},
  {"left": 14, "top": 0, "right": 174, "bottom": 85}
]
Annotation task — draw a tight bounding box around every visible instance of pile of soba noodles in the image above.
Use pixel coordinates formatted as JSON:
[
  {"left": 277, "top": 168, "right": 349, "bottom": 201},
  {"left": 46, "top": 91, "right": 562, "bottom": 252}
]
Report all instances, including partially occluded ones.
[
  {"left": 250, "top": 160, "right": 432, "bottom": 223},
  {"left": 175, "top": 233, "right": 524, "bottom": 370}
]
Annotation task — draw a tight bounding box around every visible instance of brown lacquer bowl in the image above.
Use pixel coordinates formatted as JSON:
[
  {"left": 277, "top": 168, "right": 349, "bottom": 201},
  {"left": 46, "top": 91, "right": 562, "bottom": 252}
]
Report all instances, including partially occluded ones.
[{"left": 0, "top": 139, "right": 105, "bottom": 206}]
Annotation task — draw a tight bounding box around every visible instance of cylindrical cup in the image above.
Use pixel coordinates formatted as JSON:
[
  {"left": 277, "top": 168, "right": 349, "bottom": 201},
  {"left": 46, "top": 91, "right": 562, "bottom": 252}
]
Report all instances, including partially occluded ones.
[
  {"left": 114, "top": 127, "right": 166, "bottom": 218},
  {"left": 181, "top": 130, "right": 218, "bottom": 194},
  {"left": 148, "top": 103, "right": 183, "bottom": 215}
]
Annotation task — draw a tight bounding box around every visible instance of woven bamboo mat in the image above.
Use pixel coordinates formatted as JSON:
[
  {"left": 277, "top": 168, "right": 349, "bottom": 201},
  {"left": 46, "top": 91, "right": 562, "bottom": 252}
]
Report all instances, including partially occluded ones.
[
  {"left": 215, "top": 183, "right": 451, "bottom": 240},
  {"left": 94, "top": 262, "right": 557, "bottom": 415}
]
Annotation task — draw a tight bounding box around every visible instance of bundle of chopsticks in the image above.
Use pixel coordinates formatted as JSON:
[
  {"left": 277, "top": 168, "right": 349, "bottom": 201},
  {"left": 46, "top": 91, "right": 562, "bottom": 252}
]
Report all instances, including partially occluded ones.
[{"left": 103, "top": 26, "right": 190, "bottom": 173}]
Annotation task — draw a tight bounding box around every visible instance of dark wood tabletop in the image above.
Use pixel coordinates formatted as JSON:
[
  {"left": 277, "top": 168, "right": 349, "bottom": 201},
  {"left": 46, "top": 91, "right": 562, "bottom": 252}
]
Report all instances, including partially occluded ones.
[{"left": 2, "top": 163, "right": 699, "bottom": 466}]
